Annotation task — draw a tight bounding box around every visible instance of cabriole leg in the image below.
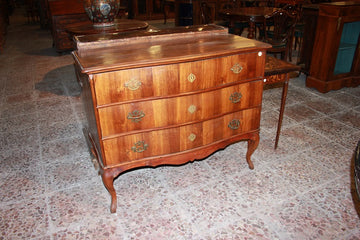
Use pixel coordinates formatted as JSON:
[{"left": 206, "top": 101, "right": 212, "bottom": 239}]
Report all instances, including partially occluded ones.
[
  {"left": 101, "top": 169, "right": 122, "bottom": 213},
  {"left": 246, "top": 133, "right": 259, "bottom": 170}
]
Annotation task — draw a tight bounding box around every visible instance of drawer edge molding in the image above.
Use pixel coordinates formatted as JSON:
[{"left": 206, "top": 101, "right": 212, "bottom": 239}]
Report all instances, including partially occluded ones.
[
  {"left": 100, "top": 105, "right": 262, "bottom": 141},
  {"left": 104, "top": 130, "right": 259, "bottom": 171},
  {"left": 96, "top": 78, "right": 264, "bottom": 109}
]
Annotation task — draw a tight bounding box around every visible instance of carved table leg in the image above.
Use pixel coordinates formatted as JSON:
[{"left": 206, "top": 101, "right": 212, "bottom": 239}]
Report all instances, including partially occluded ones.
[
  {"left": 101, "top": 168, "right": 123, "bottom": 213},
  {"left": 246, "top": 133, "right": 259, "bottom": 169}
]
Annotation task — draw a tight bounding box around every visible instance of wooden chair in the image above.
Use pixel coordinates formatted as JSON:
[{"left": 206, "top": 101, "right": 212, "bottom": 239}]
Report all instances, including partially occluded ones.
[
  {"left": 264, "top": 55, "right": 300, "bottom": 149},
  {"left": 262, "top": 8, "right": 298, "bottom": 61},
  {"left": 219, "top": 0, "right": 249, "bottom": 36}
]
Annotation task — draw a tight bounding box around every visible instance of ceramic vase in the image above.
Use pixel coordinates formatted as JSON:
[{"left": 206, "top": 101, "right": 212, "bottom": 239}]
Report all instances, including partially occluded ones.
[{"left": 84, "top": 0, "right": 121, "bottom": 27}]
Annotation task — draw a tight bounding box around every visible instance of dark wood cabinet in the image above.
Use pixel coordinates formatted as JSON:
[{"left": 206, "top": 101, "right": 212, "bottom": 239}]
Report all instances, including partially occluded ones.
[
  {"left": 306, "top": 1, "right": 360, "bottom": 93},
  {"left": 298, "top": 4, "right": 319, "bottom": 74},
  {"left": 72, "top": 25, "right": 270, "bottom": 213},
  {"left": 48, "top": 0, "right": 90, "bottom": 53}
]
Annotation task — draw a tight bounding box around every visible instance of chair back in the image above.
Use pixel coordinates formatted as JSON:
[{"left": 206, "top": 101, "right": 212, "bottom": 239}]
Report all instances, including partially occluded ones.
[{"left": 263, "top": 8, "right": 297, "bottom": 46}]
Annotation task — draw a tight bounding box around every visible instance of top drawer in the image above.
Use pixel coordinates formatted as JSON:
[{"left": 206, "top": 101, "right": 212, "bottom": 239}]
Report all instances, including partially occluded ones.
[{"left": 93, "top": 52, "right": 264, "bottom": 106}]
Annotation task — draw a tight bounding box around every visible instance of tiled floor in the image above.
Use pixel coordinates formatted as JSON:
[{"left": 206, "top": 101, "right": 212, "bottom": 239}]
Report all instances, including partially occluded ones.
[{"left": 1, "top": 7, "right": 360, "bottom": 240}]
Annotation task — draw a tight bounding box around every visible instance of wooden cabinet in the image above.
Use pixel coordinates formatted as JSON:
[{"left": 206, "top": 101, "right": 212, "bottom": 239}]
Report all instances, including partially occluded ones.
[
  {"left": 306, "top": 1, "right": 360, "bottom": 93},
  {"left": 298, "top": 4, "right": 319, "bottom": 74},
  {"left": 48, "top": 0, "right": 90, "bottom": 52},
  {"left": 72, "top": 25, "right": 270, "bottom": 213}
]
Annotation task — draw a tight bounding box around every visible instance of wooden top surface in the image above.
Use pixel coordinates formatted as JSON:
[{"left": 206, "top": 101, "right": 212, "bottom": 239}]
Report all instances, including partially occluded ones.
[
  {"left": 264, "top": 56, "right": 300, "bottom": 76},
  {"left": 72, "top": 25, "right": 271, "bottom": 74},
  {"left": 66, "top": 19, "right": 149, "bottom": 35}
]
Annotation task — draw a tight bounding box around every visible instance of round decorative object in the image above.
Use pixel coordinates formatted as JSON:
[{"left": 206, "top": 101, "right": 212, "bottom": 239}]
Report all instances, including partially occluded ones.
[{"left": 84, "top": 0, "right": 121, "bottom": 27}]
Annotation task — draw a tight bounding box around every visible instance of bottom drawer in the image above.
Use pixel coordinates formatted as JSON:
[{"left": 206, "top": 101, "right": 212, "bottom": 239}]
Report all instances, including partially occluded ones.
[{"left": 102, "top": 107, "right": 260, "bottom": 166}]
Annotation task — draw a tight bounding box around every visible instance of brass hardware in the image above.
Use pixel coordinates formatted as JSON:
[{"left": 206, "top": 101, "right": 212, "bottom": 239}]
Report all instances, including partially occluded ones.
[
  {"left": 229, "top": 92, "right": 242, "bottom": 103},
  {"left": 127, "top": 110, "right": 145, "bottom": 123},
  {"left": 188, "top": 133, "right": 196, "bottom": 142},
  {"left": 228, "top": 119, "right": 241, "bottom": 130},
  {"left": 131, "top": 141, "right": 148, "bottom": 153},
  {"left": 337, "top": 17, "right": 342, "bottom": 31},
  {"left": 187, "top": 73, "right": 196, "bottom": 83},
  {"left": 188, "top": 105, "right": 197, "bottom": 114},
  {"left": 124, "top": 78, "right": 142, "bottom": 91},
  {"left": 230, "top": 63, "right": 243, "bottom": 74}
]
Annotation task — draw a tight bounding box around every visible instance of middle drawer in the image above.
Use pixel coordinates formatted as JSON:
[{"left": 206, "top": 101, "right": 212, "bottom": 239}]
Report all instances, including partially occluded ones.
[{"left": 98, "top": 80, "right": 262, "bottom": 138}]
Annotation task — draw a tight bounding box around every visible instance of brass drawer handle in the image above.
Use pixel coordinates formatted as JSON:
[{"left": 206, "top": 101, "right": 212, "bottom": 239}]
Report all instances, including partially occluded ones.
[
  {"left": 124, "top": 78, "right": 142, "bottom": 91},
  {"left": 230, "top": 63, "right": 243, "bottom": 74},
  {"left": 229, "top": 92, "right": 242, "bottom": 103},
  {"left": 131, "top": 141, "right": 148, "bottom": 153},
  {"left": 127, "top": 110, "right": 145, "bottom": 123},
  {"left": 187, "top": 73, "right": 196, "bottom": 83},
  {"left": 188, "top": 105, "right": 197, "bottom": 114},
  {"left": 188, "top": 133, "right": 196, "bottom": 142},
  {"left": 228, "top": 119, "right": 241, "bottom": 130}
]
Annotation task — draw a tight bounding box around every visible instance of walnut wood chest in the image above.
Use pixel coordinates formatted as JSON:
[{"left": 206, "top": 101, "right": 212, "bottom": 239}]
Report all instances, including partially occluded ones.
[{"left": 72, "top": 25, "right": 271, "bottom": 213}]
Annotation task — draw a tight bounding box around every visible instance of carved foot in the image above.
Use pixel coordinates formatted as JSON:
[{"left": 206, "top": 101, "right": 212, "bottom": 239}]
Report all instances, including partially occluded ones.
[
  {"left": 246, "top": 133, "right": 259, "bottom": 170},
  {"left": 101, "top": 169, "right": 123, "bottom": 213}
]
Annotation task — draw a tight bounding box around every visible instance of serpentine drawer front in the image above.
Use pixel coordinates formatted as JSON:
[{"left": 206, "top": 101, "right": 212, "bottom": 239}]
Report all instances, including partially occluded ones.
[
  {"left": 93, "top": 52, "right": 264, "bottom": 106},
  {"left": 98, "top": 80, "right": 262, "bottom": 137},
  {"left": 102, "top": 108, "right": 261, "bottom": 166},
  {"left": 72, "top": 25, "right": 271, "bottom": 213}
]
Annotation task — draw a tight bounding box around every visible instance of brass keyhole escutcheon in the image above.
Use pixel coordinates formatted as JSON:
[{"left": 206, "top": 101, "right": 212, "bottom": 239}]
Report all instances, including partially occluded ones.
[
  {"left": 124, "top": 78, "right": 142, "bottom": 91},
  {"left": 228, "top": 119, "right": 241, "bottom": 130},
  {"left": 187, "top": 73, "right": 196, "bottom": 83},
  {"left": 188, "top": 105, "right": 197, "bottom": 114},
  {"left": 188, "top": 133, "right": 196, "bottom": 142},
  {"left": 229, "top": 92, "right": 242, "bottom": 103},
  {"left": 230, "top": 63, "right": 243, "bottom": 74}
]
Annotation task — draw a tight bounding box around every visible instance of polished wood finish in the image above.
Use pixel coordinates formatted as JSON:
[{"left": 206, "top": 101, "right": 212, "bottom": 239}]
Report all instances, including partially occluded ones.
[
  {"left": 72, "top": 25, "right": 271, "bottom": 213},
  {"left": 66, "top": 19, "right": 148, "bottom": 36},
  {"left": 264, "top": 56, "right": 300, "bottom": 149},
  {"left": 48, "top": 0, "right": 89, "bottom": 52},
  {"left": 306, "top": 1, "right": 360, "bottom": 93},
  {"left": 219, "top": 7, "right": 278, "bottom": 39}
]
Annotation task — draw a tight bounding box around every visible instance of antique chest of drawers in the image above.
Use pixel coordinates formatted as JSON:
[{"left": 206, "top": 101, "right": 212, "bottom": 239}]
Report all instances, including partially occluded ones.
[{"left": 72, "top": 25, "right": 270, "bottom": 213}]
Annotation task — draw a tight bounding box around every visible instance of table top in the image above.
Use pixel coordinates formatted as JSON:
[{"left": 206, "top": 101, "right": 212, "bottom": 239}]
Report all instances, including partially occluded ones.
[
  {"left": 72, "top": 24, "right": 271, "bottom": 74},
  {"left": 66, "top": 19, "right": 149, "bottom": 36}
]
